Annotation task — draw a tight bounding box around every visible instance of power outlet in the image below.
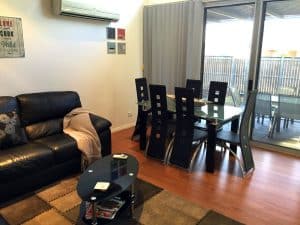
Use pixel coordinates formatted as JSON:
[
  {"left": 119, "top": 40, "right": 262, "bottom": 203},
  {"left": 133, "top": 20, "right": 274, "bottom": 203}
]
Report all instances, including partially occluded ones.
[{"left": 127, "top": 112, "right": 133, "bottom": 117}]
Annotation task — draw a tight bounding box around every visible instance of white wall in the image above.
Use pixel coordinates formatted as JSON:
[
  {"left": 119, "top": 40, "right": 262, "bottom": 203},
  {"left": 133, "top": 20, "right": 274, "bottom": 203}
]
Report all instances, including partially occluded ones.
[{"left": 0, "top": 0, "right": 144, "bottom": 131}]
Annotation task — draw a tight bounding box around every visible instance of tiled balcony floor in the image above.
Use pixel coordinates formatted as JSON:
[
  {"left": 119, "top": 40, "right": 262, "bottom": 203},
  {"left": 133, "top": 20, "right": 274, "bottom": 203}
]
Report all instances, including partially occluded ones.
[{"left": 252, "top": 117, "right": 300, "bottom": 150}]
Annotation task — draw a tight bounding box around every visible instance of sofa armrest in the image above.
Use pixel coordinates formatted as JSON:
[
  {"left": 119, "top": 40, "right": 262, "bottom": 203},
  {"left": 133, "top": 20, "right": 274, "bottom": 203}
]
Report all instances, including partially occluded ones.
[
  {"left": 89, "top": 113, "right": 111, "bottom": 133},
  {"left": 89, "top": 113, "right": 112, "bottom": 156}
]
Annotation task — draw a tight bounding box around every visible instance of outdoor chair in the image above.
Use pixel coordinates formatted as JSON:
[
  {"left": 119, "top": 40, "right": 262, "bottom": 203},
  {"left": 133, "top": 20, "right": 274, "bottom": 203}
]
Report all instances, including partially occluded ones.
[
  {"left": 229, "top": 86, "right": 242, "bottom": 107},
  {"left": 216, "top": 90, "right": 258, "bottom": 177},
  {"left": 166, "top": 87, "right": 207, "bottom": 171},
  {"left": 255, "top": 92, "right": 272, "bottom": 125},
  {"left": 145, "top": 84, "right": 175, "bottom": 161},
  {"left": 268, "top": 95, "right": 300, "bottom": 138}
]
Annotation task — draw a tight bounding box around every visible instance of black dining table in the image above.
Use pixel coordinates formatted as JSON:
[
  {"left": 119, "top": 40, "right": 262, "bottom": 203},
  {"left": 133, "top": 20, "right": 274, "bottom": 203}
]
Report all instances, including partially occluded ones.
[{"left": 138, "top": 96, "right": 244, "bottom": 173}]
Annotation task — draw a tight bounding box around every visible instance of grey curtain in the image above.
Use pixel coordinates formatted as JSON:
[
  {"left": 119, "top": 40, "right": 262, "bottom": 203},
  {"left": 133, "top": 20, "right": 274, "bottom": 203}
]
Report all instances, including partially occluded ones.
[{"left": 143, "top": 0, "right": 204, "bottom": 94}]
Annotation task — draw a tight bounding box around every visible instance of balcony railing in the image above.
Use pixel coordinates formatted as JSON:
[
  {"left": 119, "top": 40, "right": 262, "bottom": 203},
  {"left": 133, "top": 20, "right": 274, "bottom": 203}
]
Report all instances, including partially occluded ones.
[{"left": 203, "top": 56, "right": 300, "bottom": 97}]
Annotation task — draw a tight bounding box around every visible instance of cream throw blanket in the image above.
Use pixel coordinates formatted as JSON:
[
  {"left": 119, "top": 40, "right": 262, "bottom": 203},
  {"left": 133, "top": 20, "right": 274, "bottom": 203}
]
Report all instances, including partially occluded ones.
[{"left": 63, "top": 107, "right": 101, "bottom": 165}]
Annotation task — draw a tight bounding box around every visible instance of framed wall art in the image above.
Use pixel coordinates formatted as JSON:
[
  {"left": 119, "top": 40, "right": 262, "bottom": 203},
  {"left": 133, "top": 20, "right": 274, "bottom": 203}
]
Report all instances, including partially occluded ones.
[
  {"left": 0, "top": 16, "right": 25, "bottom": 58},
  {"left": 106, "top": 27, "right": 115, "bottom": 40},
  {"left": 118, "top": 42, "right": 126, "bottom": 54},
  {"left": 117, "top": 28, "right": 125, "bottom": 40},
  {"left": 107, "top": 42, "right": 116, "bottom": 54}
]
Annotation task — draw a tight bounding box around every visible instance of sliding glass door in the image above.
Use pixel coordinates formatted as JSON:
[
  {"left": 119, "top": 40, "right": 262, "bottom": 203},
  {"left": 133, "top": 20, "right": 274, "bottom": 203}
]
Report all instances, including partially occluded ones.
[
  {"left": 252, "top": 0, "right": 300, "bottom": 151},
  {"left": 201, "top": 0, "right": 300, "bottom": 153},
  {"left": 202, "top": 4, "right": 255, "bottom": 105}
]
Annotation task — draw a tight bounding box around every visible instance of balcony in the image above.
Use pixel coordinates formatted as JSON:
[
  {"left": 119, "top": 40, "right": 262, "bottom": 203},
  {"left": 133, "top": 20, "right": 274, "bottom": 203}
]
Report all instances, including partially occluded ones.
[{"left": 203, "top": 56, "right": 300, "bottom": 151}]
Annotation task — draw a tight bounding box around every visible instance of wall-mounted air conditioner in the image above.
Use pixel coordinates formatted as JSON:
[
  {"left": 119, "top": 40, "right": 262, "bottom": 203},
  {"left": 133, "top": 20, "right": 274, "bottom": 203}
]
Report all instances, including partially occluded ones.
[{"left": 52, "top": 0, "right": 120, "bottom": 22}]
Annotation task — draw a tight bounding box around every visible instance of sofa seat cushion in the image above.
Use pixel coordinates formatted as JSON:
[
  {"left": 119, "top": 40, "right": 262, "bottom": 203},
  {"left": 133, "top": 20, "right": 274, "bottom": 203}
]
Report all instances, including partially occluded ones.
[
  {"left": 34, "top": 134, "right": 81, "bottom": 164},
  {"left": 0, "top": 143, "right": 54, "bottom": 182}
]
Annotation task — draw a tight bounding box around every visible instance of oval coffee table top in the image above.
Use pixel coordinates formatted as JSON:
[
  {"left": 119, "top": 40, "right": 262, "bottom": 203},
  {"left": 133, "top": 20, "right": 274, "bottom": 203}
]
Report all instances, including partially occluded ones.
[{"left": 77, "top": 154, "right": 139, "bottom": 202}]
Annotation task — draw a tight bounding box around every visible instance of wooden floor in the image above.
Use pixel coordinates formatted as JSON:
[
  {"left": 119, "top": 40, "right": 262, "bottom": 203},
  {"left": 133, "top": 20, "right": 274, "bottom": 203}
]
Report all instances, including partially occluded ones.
[{"left": 112, "top": 128, "right": 300, "bottom": 225}]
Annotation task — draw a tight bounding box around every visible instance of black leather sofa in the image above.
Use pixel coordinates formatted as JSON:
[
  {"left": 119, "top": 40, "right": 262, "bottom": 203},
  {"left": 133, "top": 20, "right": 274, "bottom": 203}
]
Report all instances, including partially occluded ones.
[{"left": 0, "top": 91, "right": 111, "bottom": 202}]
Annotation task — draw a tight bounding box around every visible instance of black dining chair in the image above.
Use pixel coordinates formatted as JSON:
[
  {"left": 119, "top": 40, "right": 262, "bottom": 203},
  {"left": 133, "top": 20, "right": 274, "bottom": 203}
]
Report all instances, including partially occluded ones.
[
  {"left": 186, "top": 79, "right": 203, "bottom": 99},
  {"left": 195, "top": 81, "right": 228, "bottom": 131},
  {"left": 132, "top": 78, "right": 150, "bottom": 147},
  {"left": 166, "top": 87, "right": 207, "bottom": 171},
  {"left": 208, "top": 81, "right": 228, "bottom": 105},
  {"left": 145, "top": 84, "right": 175, "bottom": 161},
  {"left": 216, "top": 90, "right": 258, "bottom": 177}
]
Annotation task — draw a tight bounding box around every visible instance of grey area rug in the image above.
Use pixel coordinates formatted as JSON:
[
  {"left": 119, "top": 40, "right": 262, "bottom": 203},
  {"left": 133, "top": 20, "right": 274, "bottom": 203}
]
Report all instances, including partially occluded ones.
[{"left": 0, "top": 176, "right": 244, "bottom": 225}]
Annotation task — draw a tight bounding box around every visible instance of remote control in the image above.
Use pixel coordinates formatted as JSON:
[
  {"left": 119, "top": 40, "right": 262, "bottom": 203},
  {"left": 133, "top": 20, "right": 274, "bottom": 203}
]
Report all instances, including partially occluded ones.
[{"left": 113, "top": 153, "right": 128, "bottom": 159}]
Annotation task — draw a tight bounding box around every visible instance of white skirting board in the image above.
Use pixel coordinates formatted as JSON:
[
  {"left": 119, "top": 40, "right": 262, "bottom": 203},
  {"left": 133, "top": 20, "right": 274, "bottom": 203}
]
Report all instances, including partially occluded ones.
[{"left": 111, "top": 122, "right": 135, "bottom": 133}]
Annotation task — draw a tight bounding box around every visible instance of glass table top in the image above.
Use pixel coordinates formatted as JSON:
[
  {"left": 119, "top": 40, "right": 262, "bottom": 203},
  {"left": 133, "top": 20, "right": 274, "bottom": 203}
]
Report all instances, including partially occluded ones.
[
  {"left": 138, "top": 96, "right": 244, "bottom": 123},
  {"left": 77, "top": 154, "right": 138, "bottom": 202}
]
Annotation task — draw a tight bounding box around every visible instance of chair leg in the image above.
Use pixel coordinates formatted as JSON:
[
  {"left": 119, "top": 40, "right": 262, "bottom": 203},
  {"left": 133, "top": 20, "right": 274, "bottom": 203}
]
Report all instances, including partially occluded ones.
[
  {"left": 131, "top": 126, "right": 140, "bottom": 140},
  {"left": 227, "top": 148, "right": 246, "bottom": 176},
  {"left": 188, "top": 143, "right": 203, "bottom": 172},
  {"left": 144, "top": 138, "right": 150, "bottom": 157},
  {"left": 268, "top": 116, "right": 278, "bottom": 138},
  {"left": 276, "top": 117, "right": 281, "bottom": 132},
  {"left": 164, "top": 137, "right": 175, "bottom": 165},
  {"left": 223, "top": 145, "right": 254, "bottom": 178},
  {"left": 243, "top": 167, "right": 255, "bottom": 178},
  {"left": 220, "top": 141, "right": 227, "bottom": 154}
]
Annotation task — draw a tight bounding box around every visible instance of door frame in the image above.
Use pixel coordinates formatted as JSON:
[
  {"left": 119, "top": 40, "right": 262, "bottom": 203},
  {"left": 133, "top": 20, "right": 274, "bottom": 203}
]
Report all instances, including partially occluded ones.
[{"left": 200, "top": 0, "right": 300, "bottom": 155}]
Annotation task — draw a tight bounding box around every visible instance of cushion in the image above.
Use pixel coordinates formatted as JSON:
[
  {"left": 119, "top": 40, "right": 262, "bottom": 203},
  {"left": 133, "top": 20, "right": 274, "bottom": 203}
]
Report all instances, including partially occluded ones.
[
  {"left": 0, "top": 111, "right": 27, "bottom": 149},
  {"left": 0, "top": 142, "right": 54, "bottom": 182},
  {"left": 25, "top": 118, "right": 63, "bottom": 140},
  {"left": 17, "top": 91, "right": 81, "bottom": 126},
  {"left": 0, "top": 96, "right": 18, "bottom": 113},
  {"left": 34, "top": 134, "right": 81, "bottom": 163}
]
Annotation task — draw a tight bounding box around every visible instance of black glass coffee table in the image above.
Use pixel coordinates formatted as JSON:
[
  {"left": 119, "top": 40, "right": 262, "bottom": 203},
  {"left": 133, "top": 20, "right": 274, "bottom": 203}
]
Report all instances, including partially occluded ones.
[{"left": 77, "top": 154, "right": 139, "bottom": 224}]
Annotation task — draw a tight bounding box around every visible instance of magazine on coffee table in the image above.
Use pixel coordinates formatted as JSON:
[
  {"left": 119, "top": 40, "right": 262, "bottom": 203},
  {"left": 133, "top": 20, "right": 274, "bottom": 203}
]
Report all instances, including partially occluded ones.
[{"left": 96, "top": 197, "right": 125, "bottom": 220}]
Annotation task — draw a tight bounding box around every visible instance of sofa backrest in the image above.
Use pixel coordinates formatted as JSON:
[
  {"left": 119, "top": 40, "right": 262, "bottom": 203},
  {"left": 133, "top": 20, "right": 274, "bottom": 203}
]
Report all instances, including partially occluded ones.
[{"left": 16, "top": 91, "right": 81, "bottom": 140}]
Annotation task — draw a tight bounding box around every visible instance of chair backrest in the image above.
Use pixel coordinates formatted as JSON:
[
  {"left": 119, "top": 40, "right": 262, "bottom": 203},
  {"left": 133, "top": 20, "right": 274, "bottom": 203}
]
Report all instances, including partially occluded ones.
[
  {"left": 229, "top": 87, "right": 241, "bottom": 107},
  {"left": 175, "top": 87, "right": 194, "bottom": 122},
  {"left": 208, "top": 81, "right": 228, "bottom": 105},
  {"left": 135, "top": 78, "right": 149, "bottom": 102},
  {"left": 149, "top": 84, "right": 168, "bottom": 124},
  {"left": 255, "top": 92, "right": 272, "bottom": 116},
  {"left": 171, "top": 87, "right": 195, "bottom": 169},
  {"left": 239, "top": 90, "right": 258, "bottom": 173},
  {"left": 186, "top": 79, "right": 203, "bottom": 99},
  {"left": 147, "top": 84, "right": 169, "bottom": 160},
  {"left": 278, "top": 95, "right": 300, "bottom": 120}
]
